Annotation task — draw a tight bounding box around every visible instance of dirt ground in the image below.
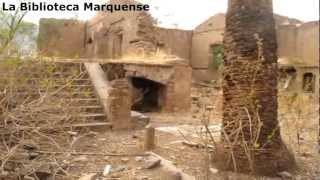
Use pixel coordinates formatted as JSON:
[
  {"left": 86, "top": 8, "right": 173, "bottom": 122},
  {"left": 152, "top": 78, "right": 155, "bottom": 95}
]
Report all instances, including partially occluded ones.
[{"left": 2, "top": 83, "right": 319, "bottom": 180}]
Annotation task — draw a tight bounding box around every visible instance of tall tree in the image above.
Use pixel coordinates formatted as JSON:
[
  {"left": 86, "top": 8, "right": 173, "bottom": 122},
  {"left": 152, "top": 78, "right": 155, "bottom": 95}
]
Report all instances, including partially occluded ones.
[{"left": 218, "top": 0, "right": 295, "bottom": 175}]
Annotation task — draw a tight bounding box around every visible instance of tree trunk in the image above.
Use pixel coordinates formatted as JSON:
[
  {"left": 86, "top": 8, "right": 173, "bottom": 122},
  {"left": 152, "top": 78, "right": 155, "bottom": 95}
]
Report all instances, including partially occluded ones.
[{"left": 218, "top": 0, "right": 295, "bottom": 176}]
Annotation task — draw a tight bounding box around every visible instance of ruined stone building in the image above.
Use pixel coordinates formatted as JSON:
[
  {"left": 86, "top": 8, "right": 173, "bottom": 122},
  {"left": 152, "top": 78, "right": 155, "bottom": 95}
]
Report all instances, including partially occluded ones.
[
  {"left": 39, "top": 0, "right": 319, "bottom": 105},
  {"left": 39, "top": 0, "right": 193, "bottom": 128},
  {"left": 191, "top": 14, "right": 319, "bottom": 97}
]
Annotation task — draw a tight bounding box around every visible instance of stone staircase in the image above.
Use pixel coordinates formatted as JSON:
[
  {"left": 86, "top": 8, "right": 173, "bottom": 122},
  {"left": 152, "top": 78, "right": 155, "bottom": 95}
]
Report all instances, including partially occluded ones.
[{"left": 0, "top": 60, "right": 111, "bottom": 130}]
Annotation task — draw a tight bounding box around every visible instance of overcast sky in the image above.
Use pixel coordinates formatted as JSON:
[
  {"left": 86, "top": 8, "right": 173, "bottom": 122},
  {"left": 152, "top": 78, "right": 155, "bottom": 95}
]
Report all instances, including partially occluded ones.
[{"left": 2, "top": 0, "right": 319, "bottom": 29}]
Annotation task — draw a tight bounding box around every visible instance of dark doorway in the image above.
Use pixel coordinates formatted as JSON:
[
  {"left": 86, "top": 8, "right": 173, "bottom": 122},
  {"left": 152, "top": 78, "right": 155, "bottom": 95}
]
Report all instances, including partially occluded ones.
[{"left": 130, "top": 77, "right": 165, "bottom": 112}]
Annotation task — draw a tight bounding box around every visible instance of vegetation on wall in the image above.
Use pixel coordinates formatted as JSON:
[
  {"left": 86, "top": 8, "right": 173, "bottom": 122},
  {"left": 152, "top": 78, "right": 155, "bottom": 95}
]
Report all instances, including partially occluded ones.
[{"left": 209, "top": 44, "right": 224, "bottom": 69}]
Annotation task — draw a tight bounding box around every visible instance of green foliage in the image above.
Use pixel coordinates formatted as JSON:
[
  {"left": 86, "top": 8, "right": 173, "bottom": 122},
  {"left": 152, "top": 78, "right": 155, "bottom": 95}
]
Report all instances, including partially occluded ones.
[
  {"left": 209, "top": 44, "right": 224, "bottom": 69},
  {"left": 0, "top": 9, "right": 36, "bottom": 56},
  {"left": 3, "top": 56, "right": 22, "bottom": 66}
]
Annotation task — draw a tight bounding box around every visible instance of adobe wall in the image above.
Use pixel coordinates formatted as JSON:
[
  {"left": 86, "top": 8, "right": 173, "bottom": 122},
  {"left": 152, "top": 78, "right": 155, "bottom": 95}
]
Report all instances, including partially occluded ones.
[
  {"left": 155, "top": 27, "right": 193, "bottom": 61},
  {"left": 277, "top": 22, "right": 319, "bottom": 66},
  {"left": 170, "top": 64, "right": 192, "bottom": 112},
  {"left": 191, "top": 13, "right": 319, "bottom": 81},
  {"left": 38, "top": 19, "right": 86, "bottom": 58},
  {"left": 276, "top": 25, "right": 298, "bottom": 58},
  {"left": 190, "top": 14, "right": 225, "bottom": 81},
  {"left": 296, "top": 22, "right": 319, "bottom": 65}
]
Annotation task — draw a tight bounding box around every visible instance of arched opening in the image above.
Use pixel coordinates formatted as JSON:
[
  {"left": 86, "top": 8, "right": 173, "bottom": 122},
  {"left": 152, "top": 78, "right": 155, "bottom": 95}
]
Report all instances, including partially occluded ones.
[
  {"left": 129, "top": 77, "right": 165, "bottom": 112},
  {"left": 302, "top": 73, "right": 315, "bottom": 93}
]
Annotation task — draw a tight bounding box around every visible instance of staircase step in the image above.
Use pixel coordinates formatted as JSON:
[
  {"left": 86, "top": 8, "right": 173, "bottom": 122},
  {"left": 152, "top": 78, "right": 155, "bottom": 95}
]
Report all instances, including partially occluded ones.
[{"left": 1, "top": 62, "right": 110, "bottom": 131}]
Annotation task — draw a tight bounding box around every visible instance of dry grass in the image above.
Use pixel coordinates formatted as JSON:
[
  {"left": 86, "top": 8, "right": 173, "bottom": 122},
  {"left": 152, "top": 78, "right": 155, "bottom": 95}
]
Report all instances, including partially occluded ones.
[
  {"left": 195, "top": 87, "right": 319, "bottom": 179},
  {"left": 0, "top": 58, "right": 92, "bottom": 179}
]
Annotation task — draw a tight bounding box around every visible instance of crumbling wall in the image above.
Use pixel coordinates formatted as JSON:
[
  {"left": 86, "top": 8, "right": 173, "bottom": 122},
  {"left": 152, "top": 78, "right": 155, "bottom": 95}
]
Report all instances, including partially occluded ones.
[
  {"left": 38, "top": 18, "right": 86, "bottom": 57},
  {"left": 107, "top": 79, "right": 132, "bottom": 129},
  {"left": 191, "top": 14, "right": 225, "bottom": 81},
  {"left": 124, "top": 64, "right": 175, "bottom": 84},
  {"left": 190, "top": 13, "right": 317, "bottom": 81},
  {"left": 277, "top": 25, "right": 298, "bottom": 58},
  {"left": 277, "top": 21, "right": 319, "bottom": 66},
  {"left": 155, "top": 27, "right": 193, "bottom": 61},
  {"left": 85, "top": 0, "right": 157, "bottom": 59},
  {"left": 170, "top": 64, "right": 192, "bottom": 112},
  {"left": 296, "top": 22, "right": 319, "bottom": 66}
]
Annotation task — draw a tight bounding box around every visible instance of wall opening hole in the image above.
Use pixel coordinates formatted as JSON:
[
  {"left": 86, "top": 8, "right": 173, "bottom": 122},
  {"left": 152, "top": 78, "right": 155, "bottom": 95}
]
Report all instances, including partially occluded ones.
[
  {"left": 87, "top": 37, "right": 93, "bottom": 44},
  {"left": 303, "top": 73, "right": 315, "bottom": 93},
  {"left": 130, "top": 77, "right": 165, "bottom": 112},
  {"left": 209, "top": 43, "right": 224, "bottom": 69},
  {"left": 279, "top": 66, "right": 297, "bottom": 89}
]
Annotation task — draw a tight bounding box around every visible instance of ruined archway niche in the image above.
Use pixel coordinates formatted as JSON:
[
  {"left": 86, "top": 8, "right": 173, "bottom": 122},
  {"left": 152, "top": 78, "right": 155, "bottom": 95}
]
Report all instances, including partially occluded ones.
[
  {"left": 279, "top": 66, "right": 297, "bottom": 90},
  {"left": 303, "top": 72, "right": 316, "bottom": 93},
  {"left": 100, "top": 58, "right": 192, "bottom": 113},
  {"left": 129, "top": 77, "right": 166, "bottom": 112}
]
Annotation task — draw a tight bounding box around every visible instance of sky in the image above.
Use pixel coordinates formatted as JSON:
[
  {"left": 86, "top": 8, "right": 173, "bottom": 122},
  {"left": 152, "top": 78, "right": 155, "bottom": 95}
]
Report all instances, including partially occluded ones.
[{"left": 1, "top": 0, "right": 319, "bottom": 29}]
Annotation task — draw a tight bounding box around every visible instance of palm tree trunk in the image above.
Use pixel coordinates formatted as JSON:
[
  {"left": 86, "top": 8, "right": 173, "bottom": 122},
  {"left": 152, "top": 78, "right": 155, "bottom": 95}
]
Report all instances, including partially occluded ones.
[{"left": 218, "top": 0, "right": 295, "bottom": 175}]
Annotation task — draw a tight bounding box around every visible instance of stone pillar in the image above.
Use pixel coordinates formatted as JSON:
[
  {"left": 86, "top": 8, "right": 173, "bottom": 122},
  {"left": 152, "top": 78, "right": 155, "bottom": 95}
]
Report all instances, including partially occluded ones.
[
  {"left": 107, "top": 79, "right": 132, "bottom": 129},
  {"left": 172, "top": 64, "right": 192, "bottom": 112}
]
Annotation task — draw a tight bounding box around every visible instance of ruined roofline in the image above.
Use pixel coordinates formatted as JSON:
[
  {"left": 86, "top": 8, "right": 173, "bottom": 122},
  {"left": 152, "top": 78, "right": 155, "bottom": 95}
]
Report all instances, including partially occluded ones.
[
  {"left": 155, "top": 26, "right": 193, "bottom": 32},
  {"left": 194, "top": 13, "right": 226, "bottom": 30},
  {"left": 298, "top": 20, "right": 319, "bottom": 29},
  {"left": 39, "top": 18, "right": 84, "bottom": 24},
  {"left": 194, "top": 13, "right": 305, "bottom": 31},
  {"left": 87, "top": 0, "right": 151, "bottom": 28},
  {"left": 279, "top": 64, "right": 319, "bottom": 68},
  {"left": 278, "top": 57, "right": 319, "bottom": 68}
]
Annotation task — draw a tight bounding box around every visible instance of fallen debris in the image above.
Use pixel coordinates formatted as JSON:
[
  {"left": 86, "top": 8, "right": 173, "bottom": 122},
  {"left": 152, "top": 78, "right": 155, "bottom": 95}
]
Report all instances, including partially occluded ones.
[
  {"left": 277, "top": 171, "right": 293, "bottom": 179},
  {"left": 102, "top": 165, "right": 112, "bottom": 177},
  {"left": 142, "top": 157, "right": 161, "bottom": 169},
  {"left": 147, "top": 152, "right": 196, "bottom": 180},
  {"left": 111, "top": 165, "right": 127, "bottom": 173},
  {"left": 78, "top": 173, "right": 97, "bottom": 180},
  {"left": 131, "top": 111, "right": 150, "bottom": 126},
  {"left": 182, "top": 141, "right": 215, "bottom": 149},
  {"left": 209, "top": 168, "right": 219, "bottom": 174},
  {"left": 135, "top": 156, "right": 144, "bottom": 162}
]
